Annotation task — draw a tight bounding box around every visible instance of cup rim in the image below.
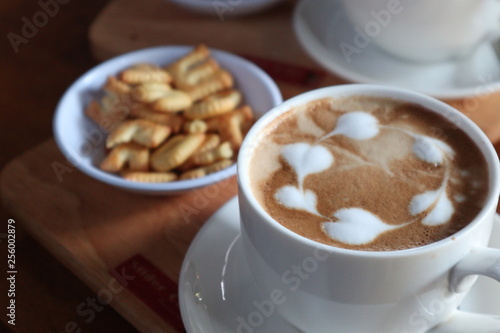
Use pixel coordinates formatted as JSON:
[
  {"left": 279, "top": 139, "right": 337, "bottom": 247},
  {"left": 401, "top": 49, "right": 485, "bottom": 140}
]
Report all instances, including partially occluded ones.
[{"left": 237, "top": 84, "right": 500, "bottom": 257}]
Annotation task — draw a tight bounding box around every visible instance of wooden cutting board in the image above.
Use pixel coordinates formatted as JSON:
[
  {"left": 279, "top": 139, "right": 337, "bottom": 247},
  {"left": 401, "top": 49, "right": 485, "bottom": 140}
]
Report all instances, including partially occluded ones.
[{"left": 1, "top": 0, "right": 500, "bottom": 333}]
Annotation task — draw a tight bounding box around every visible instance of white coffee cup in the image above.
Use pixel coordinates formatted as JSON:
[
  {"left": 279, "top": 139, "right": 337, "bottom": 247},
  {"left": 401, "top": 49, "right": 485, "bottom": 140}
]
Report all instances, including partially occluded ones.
[
  {"left": 339, "top": 0, "right": 500, "bottom": 63},
  {"left": 237, "top": 84, "right": 500, "bottom": 332}
]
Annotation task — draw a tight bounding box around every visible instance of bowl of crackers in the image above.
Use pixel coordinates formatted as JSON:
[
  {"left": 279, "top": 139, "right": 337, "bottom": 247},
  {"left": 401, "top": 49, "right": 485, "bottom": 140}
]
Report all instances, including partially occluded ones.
[{"left": 53, "top": 45, "right": 282, "bottom": 194}]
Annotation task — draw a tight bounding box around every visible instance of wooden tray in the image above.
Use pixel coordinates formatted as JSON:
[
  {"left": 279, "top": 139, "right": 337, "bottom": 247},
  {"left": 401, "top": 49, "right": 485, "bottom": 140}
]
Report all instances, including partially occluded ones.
[{"left": 2, "top": 0, "right": 500, "bottom": 332}]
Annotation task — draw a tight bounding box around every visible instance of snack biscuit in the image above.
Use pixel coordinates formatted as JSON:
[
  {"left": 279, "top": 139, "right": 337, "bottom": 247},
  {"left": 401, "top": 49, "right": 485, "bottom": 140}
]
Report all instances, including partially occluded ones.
[
  {"left": 151, "top": 133, "right": 206, "bottom": 171},
  {"left": 195, "top": 134, "right": 221, "bottom": 154},
  {"left": 153, "top": 90, "right": 192, "bottom": 113},
  {"left": 106, "top": 119, "right": 171, "bottom": 148},
  {"left": 122, "top": 171, "right": 178, "bottom": 183},
  {"left": 206, "top": 105, "right": 254, "bottom": 150},
  {"left": 120, "top": 64, "right": 172, "bottom": 84},
  {"left": 85, "top": 99, "right": 128, "bottom": 133},
  {"left": 104, "top": 76, "right": 131, "bottom": 95},
  {"left": 131, "top": 82, "right": 172, "bottom": 103},
  {"left": 183, "top": 119, "right": 208, "bottom": 134},
  {"left": 177, "top": 137, "right": 227, "bottom": 171},
  {"left": 184, "top": 89, "right": 242, "bottom": 119},
  {"left": 85, "top": 100, "right": 106, "bottom": 127},
  {"left": 100, "top": 143, "right": 149, "bottom": 172},
  {"left": 179, "top": 159, "right": 233, "bottom": 180},
  {"left": 151, "top": 134, "right": 186, "bottom": 154},
  {"left": 129, "top": 105, "right": 184, "bottom": 133},
  {"left": 191, "top": 141, "right": 233, "bottom": 166},
  {"left": 87, "top": 44, "right": 254, "bottom": 183},
  {"left": 185, "top": 69, "right": 233, "bottom": 102},
  {"left": 101, "top": 94, "right": 135, "bottom": 122},
  {"left": 176, "top": 58, "right": 220, "bottom": 89},
  {"left": 167, "top": 44, "right": 210, "bottom": 77}
]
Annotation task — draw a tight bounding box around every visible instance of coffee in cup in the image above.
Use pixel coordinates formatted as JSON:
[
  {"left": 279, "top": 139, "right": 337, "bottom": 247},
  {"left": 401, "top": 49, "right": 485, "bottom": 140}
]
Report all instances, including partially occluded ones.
[
  {"left": 237, "top": 85, "right": 500, "bottom": 333},
  {"left": 249, "top": 95, "right": 489, "bottom": 251}
]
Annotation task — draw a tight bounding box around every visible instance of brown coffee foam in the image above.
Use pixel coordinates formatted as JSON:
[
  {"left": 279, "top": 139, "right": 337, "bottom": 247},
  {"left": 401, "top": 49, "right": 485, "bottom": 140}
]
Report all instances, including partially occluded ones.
[{"left": 249, "top": 96, "right": 489, "bottom": 251}]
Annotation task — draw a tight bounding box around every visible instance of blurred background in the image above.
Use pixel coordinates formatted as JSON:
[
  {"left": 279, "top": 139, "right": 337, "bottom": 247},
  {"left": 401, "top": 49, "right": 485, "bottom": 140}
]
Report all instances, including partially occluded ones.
[{"left": 1, "top": 1, "right": 499, "bottom": 332}]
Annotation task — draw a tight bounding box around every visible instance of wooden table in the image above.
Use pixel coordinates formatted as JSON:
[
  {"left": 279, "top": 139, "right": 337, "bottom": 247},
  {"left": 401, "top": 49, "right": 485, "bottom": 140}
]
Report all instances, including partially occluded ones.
[{"left": 1, "top": 1, "right": 499, "bottom": 332}]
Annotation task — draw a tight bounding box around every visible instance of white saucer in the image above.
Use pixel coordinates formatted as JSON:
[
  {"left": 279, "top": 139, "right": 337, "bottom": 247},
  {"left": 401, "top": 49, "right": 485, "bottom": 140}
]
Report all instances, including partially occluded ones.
[
  {"left": 167, "top": 0, "right": 285, "bottom": 17},
  {"left": 179, "top": 197, "right": 500, "bottom": 332},
  {"left": 293, "top": 0, "right": 500, "bottom": 100}
]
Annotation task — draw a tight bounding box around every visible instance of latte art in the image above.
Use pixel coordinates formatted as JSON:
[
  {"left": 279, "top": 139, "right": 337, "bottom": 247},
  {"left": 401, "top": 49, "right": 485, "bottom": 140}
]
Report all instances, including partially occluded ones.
[
  {"left": 275, "top": 110, "right": 457, "bottom": 245},
  {"left": 250, "top": 97, "right": 488, "bottom": 251}
]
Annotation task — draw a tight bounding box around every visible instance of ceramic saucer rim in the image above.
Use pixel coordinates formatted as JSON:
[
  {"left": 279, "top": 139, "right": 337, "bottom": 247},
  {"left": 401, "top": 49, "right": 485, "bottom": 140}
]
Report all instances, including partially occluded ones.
[{"left": 179, "top": 197, "right": 500, "bottom": 332}]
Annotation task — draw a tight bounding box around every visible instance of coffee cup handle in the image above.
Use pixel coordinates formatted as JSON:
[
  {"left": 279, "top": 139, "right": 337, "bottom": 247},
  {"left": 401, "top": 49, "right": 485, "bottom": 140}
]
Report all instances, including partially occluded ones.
[{"left": 430, "top": 246, "right": 500, "bottom": 332}]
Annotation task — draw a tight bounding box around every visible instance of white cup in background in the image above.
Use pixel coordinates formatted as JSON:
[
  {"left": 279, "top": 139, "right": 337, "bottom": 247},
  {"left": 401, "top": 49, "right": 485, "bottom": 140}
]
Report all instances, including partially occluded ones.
[{"left": 339, "top": 0, "right": 500, "bottom": 63}]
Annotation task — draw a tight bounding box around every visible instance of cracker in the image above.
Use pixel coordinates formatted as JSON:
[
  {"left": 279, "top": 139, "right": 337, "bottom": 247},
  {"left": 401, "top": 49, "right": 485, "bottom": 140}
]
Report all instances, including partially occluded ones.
[
  {"left": 183, "top": 119, "right": 208, "bottom": 134},
  {"left": 179, "top": 159, "right": 233, "bottom": 180},
  {"left": 100, "top": 143, "right": 149, "bottom": 172},
  {"left": 178, "top": 138, "right": 229, "bottom": 171},
  {"left": 167, "top": 44, "right": 210, "bottom": 77},
  {"left": 106, "top": 119, "right": 171, "bottom": 148},
  {"left": 152, "top": 90, "right": 192, "bottom": 113},
  {"left": 195, "top": 134, "right": 221, "bottom": 154},
  {"left": 175, "top": 58, "right": 220, "bottom": 89},
  {"left": 129, "top": 105, "right": 184, "bottom": 133},
  {"left": 191, "top": 141, "right": 233, "bottom": 166},
  {"left": 122, "top": 171, "right": 178, "bottom": 183},
  {"left": 87, "top": 44, "right": 252, "bottom": 183},
  {"left": 101, "top": 94, "right": 135, "bottom": 122},
  {"left": 120, "top": 64, "right": 172, "bottom": 84},
  {"left": 85, "top": 98, "right": 128, "bottom": 132},
  {"left": 185, "top": 69, "right": 233, "bottom": 102},
  {"left": 131, "top": 82, "right": 171, "bottom": 103},
  {"left": 151, "top": 133, "right": 206, "bottom": 171},
  {"left": 184, "top": 89, "right": 242, "bottom": 119},
  {"left": 206, "top": 105, "right": 254, "bottom": 150},
  {"left": 104, "top": 76, "right": 131, "bottom": 95},
  {"left": 176, "top": 134, "right": 222, "bottom": 171}
]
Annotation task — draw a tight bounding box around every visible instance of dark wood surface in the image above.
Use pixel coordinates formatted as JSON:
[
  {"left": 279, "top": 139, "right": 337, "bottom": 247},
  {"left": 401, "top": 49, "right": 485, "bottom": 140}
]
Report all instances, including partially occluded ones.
[
  {"left": 1, "top": 1, "right": 500, "bottom": 333},
  {"left": 0, "top": 1, "right": 140, "bottom": 332}
]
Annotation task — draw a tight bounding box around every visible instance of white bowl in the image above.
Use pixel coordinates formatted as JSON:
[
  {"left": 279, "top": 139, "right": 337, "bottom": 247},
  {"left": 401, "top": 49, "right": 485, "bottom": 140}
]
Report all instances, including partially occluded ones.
[
  {"left": 168, "top": 0, "right": 285, "bottom": 17},
  {"left": 53, "top": 45, "right": 282, "bottom": 195}
]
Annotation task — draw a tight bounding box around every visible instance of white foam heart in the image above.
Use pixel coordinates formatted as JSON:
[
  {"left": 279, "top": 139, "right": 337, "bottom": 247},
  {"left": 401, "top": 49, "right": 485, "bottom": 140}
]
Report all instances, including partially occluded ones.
[
  {"left": 323, "top": 208, "right": 399, "bottom": 245},
  {"left": 274, "top": 185, "right": 320, "bottom": 216},
  {"left": 422, "top": 191, "right": 454, "bottom": 226},
  {"left": 409, "top": 189, "right": 440, "bottom": 216},
  {"left": 323, "top": 111, "right": 380, "bottom": 141},
  {"left": 281, "top": 143, "right": 334, "bottom": 184},
  {"left": 412, "top": 136, "right": 444, "bottom": 164},
  {"left": 409, "top": 188, "right": 454, "bottom": 226}
]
